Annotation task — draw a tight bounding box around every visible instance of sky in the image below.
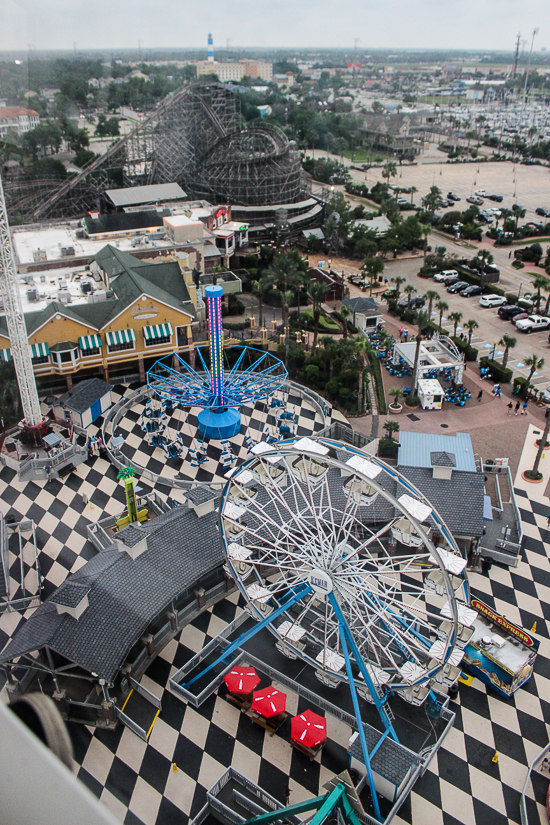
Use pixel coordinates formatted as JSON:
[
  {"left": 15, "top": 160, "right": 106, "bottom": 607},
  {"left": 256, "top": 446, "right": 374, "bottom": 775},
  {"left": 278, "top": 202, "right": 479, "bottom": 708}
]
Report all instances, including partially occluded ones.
[{"left": 0, "top": 0, "right": 547, "bottom": 54}]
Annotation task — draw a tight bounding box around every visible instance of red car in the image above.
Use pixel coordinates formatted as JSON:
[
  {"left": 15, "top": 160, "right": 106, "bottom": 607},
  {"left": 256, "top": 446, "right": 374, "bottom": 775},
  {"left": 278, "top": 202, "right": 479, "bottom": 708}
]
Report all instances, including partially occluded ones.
[{"left": 511, "top": 313, "right": 529, "bottom": 326}]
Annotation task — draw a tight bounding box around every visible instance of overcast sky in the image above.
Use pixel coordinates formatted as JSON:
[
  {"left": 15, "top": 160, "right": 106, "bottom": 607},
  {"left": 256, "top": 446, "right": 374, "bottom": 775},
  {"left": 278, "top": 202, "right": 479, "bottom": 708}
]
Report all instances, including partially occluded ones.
[{"left": 0, "top": 0, "right": 547, "bottom": 54}]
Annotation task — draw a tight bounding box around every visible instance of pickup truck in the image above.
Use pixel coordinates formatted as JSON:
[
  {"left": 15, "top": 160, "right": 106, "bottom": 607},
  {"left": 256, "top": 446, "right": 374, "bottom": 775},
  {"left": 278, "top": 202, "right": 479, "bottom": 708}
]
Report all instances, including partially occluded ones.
[{"left": 515, "top": 315, "right": 550, "bottom": 333}]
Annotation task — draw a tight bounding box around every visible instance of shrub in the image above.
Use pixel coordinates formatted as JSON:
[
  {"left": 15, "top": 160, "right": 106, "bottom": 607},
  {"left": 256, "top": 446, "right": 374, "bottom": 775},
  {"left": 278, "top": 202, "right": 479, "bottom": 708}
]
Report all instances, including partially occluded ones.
[
  {"left": 465, "top": 345, "right": 478, "bottom": 362},
  {"left": 513, "top": 376, "right": 527, "bottom": 392},
  {"left": 378, "top": 437, "right": 399, "bottom": 459},
  {"left": 325, "top": 377, "right": 340, "bottom": 398},
  {"left": 332, "top": 311, "right": 358, "bottom": 334},
  {"left": 305, "top": 364, "right": 320, "bottom": 384},
  {"left": 505, "top": 293, "right": 517, "bottom": 305},
  {"left": 512, "top": 260, "right": 525, "bottom": 270},
  {"left": 338, "top": 386, "right": 352, "bottom": 404},
  {"left": 490, "top": 285, "right": 505, "bottom": 296},
  {"left": 479, "top": 357, "right": 513, "bottom": 383},
  {"left": 223, "top": 319, "right": 251, "bottom": 331},
  {"left": 407, "top": 395, "right": 421, "bottom": 406}
]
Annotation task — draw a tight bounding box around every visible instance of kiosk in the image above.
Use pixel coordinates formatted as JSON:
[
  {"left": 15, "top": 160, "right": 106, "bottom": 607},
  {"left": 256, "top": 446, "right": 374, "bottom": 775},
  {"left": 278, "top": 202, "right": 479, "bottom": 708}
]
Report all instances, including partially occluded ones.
[{"left": 417, "top": 378, "right": 444, "bottom": 411}]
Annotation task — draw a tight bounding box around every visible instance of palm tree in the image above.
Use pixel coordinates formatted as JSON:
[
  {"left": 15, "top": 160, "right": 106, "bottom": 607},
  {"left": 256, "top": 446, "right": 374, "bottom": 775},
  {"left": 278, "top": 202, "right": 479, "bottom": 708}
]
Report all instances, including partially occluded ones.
[
  {"left": 498, "top": 333, "right": 517, "bottom": 368},
  {"left": 363, "top": 256, "right": 385, "bottom": 295},
  {"left": 263, "top": 251, "right": 300, "bottom": 322},
  {"left": 280, "top": 289, "right": 294, "bottom": 358},
  {"left": 449, "top": 311, "right": 463, "bottom": 338},
  {"left": 421, "top": 224, "right": 431, "bottom": 266},
  {"left": 525, "top": 353, "right": 545, "bottom": 395},
  {"left": 391, "top": 275, "right": 406, "bottom": 302},
  {"left": 531, "top": 274, "right": 550, "bottom": 314},
  {"left": 354, "top": 336, "right": 369, "bottom": 414},
  {"left": 436, "top": 299, "right": 448, "bottom": 331},
  {"left": 409, "top": 185, "right": 418, "bottom": 205},
  {"left": 381, "top": 160, "right": 397, "bottom": 183},
  {"left": 403, "top": 284, "right": 417, "bottom": 309},
  {"left": 308, "top": 281, "right": 328, "bottom": 352},
  {"left": 251, "top": 279, "right": 266, "bottom": 328},
  {"left": 425, "top": 289, "right": 439, "bottom": 319},
  {"left": 464, "top": 319, "right": 479, "bottom": 345},
  {"left": 388, "top": 386, "right": 404, "bottom": 409},
  {"left": 383, "top": 420, "right": 400, "bottom": 441},
  {"left": 412, "top": 310, "right": 431, "bottom": 392},
  {"left": 340, "top": 304, "right": 351, "bottom": 339}
]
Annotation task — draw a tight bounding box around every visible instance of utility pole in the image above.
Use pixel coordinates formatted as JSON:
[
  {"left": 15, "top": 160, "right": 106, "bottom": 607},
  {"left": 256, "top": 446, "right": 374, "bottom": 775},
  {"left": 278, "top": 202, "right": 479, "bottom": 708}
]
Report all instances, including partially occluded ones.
[
  {"left": 519, "top": 28, "right": 539, "bottom": 131},
  {"left": 353, "top": 38, "right": 360, "bottom": 86},
  {"left": 513, "top": 33, "right": 521, "bottom": 78},
  {"left": 0, "top": 176, "right": 45, "bottom": 437}
]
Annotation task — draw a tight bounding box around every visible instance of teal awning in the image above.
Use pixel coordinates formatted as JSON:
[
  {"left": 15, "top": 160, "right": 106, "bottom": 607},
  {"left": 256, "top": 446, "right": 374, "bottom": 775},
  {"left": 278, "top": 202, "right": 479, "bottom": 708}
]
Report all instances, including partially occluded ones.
[
  {"left": 105, "top": 329, "right": 136, "bottom": 347},
  {"left": 0, "top": 349, "right": 11, "bottom": 362},
  {"left": 30, "top": 342, "right": 49, "bottom": 358},
  {"left": 79, "top": 334, "right": 102, "bottom": 351},
  {"left": 143, "top": 323, "right": 173, "bottom": 341}
]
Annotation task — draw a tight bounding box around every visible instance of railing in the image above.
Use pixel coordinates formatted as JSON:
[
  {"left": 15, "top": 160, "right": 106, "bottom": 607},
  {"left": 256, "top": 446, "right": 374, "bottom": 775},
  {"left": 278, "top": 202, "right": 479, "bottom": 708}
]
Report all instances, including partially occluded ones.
[
  {"left": 519, "top": 742, "right": 550, "bottom": 825},
  {"left": 129, "top": 676, "right": 162, "bottom": 710},
  {"left": 116, "top": 707, "right": 148, "bottom": 742},
  {"left": 66, "top": 699, "right": 104, "bottom": 724}
]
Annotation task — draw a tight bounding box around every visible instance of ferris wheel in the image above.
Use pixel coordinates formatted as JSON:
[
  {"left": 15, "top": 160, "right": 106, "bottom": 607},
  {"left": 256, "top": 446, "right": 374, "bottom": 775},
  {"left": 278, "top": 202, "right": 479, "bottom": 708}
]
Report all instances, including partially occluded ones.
[{"left": 220, "top": 437, "right": 473, "bottom": 712}]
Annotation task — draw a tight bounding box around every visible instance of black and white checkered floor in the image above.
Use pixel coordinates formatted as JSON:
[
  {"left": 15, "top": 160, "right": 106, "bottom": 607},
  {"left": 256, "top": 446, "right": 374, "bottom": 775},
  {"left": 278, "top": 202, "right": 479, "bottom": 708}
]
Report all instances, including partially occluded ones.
[{"left": 1, "top": 387, "right": 550, "bottom": 825}]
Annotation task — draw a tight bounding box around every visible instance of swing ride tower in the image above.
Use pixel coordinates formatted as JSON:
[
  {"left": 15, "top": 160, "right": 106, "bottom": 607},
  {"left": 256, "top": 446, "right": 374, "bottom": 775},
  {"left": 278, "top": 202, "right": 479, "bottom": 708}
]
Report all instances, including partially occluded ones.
[
  {"left": 0, "top": 175, "right": 47, "bottom": 443},
  {"left": 147, "top": 285, "right": 287, "bottom": 440}
]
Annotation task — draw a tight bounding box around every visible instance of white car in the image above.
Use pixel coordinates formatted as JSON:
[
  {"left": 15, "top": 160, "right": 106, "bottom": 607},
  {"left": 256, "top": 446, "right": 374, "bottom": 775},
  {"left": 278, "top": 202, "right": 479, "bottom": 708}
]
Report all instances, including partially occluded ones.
[
  {"left": 515, "top": 315, "right": 550, "bottom": 333},
  {"left": 479, "top": 294, "right": 506, "bottom": 308},
  {"left": 433, "top": 269, "right": 458, "bottom": 283},
  {"left": 475, "top": 189, "right": 487, "bottom": 197}
]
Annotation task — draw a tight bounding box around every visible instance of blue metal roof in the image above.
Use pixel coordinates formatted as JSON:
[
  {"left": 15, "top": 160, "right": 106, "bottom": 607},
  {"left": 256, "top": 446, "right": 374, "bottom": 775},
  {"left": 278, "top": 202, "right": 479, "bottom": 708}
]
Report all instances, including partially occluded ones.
[{"left": 397, "top": 431, "right": 477, "bottom": 473}]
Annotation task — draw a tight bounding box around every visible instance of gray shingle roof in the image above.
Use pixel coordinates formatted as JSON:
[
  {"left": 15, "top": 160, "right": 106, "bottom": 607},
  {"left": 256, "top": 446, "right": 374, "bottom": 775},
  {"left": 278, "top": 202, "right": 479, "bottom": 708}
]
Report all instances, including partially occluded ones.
[
  {"left": 0, "top": 505, "right": 224, "bottom": 681},
  {"left": 58, "top": 378, "right": 113, "bottom": 413},
  {"left": 341, "top": 297, "right": 381, "bottom": 314},
  {"left": 185, "top": 486, "right": 219, "bottom": 505},
  {"left": 430, "top": 451, "right": 456, "bottom": 468},
  {"left": 398, "top": 466, "right": 484, "bottom": 538},
  {"left": 50, "top": 581, "right": 91, "bottom": 608}
]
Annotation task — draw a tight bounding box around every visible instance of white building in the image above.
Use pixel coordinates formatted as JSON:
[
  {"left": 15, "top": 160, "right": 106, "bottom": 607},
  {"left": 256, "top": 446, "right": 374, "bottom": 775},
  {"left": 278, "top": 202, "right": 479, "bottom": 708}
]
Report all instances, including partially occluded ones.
[
  {"left": 0, "top": 106, "right": 39, "bottom": 137},
  {"left": 196, "top": 59, "right": 273, "bottom": 82}
]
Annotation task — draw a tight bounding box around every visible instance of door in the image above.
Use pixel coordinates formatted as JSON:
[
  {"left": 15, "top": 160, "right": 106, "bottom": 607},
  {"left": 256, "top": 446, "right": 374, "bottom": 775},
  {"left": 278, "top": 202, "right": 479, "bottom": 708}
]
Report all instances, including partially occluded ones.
[{"left": 90, "top": 399, "right": 102, "bottom": 422}]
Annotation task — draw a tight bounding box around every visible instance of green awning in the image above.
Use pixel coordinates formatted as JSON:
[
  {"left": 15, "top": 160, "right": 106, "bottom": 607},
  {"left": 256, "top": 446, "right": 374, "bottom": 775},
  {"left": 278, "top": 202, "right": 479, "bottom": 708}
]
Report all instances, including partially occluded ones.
[
  {"left": 30, "top": 342, "right": 49, "bottom": 358},
  {"left": 79, "top": 334, "right": 102, "bottom": 351},
  {"left": 105, "top": 329, "right": 136, "bottom": 347},
  {"left": 0, "top": 349, "right": 11, "bottom": 362},
  {"left": 143, "top": 323, "right": 173, "bottom": 341}
]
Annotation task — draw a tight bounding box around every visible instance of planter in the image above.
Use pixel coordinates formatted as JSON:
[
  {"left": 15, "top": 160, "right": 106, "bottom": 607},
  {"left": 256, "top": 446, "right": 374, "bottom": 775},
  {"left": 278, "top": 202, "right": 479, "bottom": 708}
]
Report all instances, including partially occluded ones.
[
  {"left": 535, "top": 440, "right": 550, "bottom": 448},
  {"left": 404, "top": 401, "right": 420, "bottom": 410},
  {"left": 521, "top": 470, "right": 544, "bottom": 483},
  {"left": 388, "top": 403, "right": 403, "bottom": 414}
]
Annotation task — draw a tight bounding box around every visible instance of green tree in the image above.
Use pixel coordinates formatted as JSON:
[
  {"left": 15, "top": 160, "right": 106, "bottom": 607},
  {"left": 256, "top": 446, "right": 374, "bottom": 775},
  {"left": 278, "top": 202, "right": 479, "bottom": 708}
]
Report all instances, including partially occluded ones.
[
  {"left": 409, "top": 185, "right": 418, "bottom": 205},
  {"left": 340, "top": 304, "right": 351, "bottom": 339},
  {"left": 362, "top": 256, "right": 384, "bottom": 295},
  {"left": 381, "top": 160, "right": 397, "bottom": 183},
  {"left": 251, "top": 279, "right": 266, "bottom": 328},
  {"left": 524, "top": 353, "right": 545, "bottom": 395},
  {"left": 498, "top": 333, "right": 517, "bottom": 368},
  {"left": 412, "top": 310, "right": 431, "bottom": 391},
  {"left": 425, "top": 289, "right": 439, "bottom": 319},
  {"left": 421, "top": 223, "right": 431, "bottom": 265},
  {"left": 383, "top": 419, "right": 400, "bottom": 440},
  {"left": 531, "top": 274, "right": 550, "bottom": 313},
  {"left": 308, "top": 281, "right": 328, "bottom": 352},
  {"left": 422, "top": 185, "right": 442, "bottom": 218},
  {"left": 390, "top": 275, "right": 406, "bottom": 302},
  {"left": 403, "top": 283, "right": 417, "bottom": 309},
  {"left": 436, "top": 299, "right": 448, "bottom": 330},
  {"left": 449, "top": 311, "right": 463, "bottom": 338},
  {"left": 354, "top": 336, "right": 369, "bottom": 413},
  {"left": 464, "top": 319, "right": 479, "bottom": 345},
  {"left": 388, "top": 386, "right": 404, "bottom": 409}
]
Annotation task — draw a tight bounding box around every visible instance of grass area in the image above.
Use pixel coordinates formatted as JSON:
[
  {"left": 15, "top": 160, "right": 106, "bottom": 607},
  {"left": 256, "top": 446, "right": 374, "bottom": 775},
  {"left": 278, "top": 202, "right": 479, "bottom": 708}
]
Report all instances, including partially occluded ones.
[{"left": 341, "top": 149, "right": 385, "bottom": 163}]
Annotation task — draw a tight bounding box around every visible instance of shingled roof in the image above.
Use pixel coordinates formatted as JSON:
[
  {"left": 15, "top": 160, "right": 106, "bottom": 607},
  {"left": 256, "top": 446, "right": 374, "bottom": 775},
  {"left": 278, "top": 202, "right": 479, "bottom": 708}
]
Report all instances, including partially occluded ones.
[
  {"left": 398, "top": 466, "right": 484, "bottom": 538},
  {"left": 0, "top": 504, "right": 223, "bottom": 681},
  {"left": 430, "top": 451, "right": 456, "bottom": 468}
]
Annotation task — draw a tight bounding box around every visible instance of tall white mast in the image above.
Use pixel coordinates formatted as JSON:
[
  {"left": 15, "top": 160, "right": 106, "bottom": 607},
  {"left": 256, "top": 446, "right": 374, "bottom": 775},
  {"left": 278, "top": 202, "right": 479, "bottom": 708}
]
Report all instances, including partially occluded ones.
[{"left": 0, "top": 175, "right": 44, "bottom": 428}]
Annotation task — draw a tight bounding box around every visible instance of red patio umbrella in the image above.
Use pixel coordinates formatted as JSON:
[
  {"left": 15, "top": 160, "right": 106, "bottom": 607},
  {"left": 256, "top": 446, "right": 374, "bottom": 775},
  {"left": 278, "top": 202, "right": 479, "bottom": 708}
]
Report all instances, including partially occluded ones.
[
  {"left": 224, "top": 666, "right": 260, "bottom": 695},
  {"left": 251, "top": 687, "right": 287, "bottom": 718},
  {"left": 291, "top": 710, "right": 327, "bottom": 749}
]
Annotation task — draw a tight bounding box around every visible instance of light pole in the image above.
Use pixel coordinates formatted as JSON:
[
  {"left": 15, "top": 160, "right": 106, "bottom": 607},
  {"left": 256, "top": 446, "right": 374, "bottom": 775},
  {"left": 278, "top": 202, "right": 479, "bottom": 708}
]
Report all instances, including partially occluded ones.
[{"left": 519, "top": 29, "right": 539, "bottom": 133}]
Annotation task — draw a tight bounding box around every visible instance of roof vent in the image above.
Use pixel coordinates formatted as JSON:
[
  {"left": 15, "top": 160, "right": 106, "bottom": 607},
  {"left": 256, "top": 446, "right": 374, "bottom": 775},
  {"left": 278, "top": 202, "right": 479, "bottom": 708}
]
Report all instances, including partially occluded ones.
[
  {"left": 185, "top": 486, "right": 218, "bottom": 517},
  {"left": 114, "top": 535, "right": 148, "bottom": 560},
  {"left": 50, "top": 581, "right": 91, "bottom": 620}
]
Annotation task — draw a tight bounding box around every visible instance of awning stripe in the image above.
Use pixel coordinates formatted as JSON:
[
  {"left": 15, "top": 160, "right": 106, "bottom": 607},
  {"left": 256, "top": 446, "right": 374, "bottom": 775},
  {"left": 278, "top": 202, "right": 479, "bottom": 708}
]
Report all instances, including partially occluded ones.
[
  {"left": 106, "top": 329, "right": 136, "bottom": 346},
  {"left": 0, "top": 349, "right": 11, "bottom": 362},
  {"left": 30, "top": 343, "right": 49, "bottom": 358},
  {"left": 78, "top": 334, "right": 101, "bottom": 351},
  {"left": 143, "top": 323, "right": 173, "bottom": 341}
]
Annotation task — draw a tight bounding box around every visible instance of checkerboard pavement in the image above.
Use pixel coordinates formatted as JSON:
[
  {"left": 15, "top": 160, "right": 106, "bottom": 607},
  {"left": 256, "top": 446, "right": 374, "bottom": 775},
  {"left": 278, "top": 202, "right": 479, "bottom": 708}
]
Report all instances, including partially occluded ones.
[{"left": 0, "top": 387, "right": 550, "bottom": 824}]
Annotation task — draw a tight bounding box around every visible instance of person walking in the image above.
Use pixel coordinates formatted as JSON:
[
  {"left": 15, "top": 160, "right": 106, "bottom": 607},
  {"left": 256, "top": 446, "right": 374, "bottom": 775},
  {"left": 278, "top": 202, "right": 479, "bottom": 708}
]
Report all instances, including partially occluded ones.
[
  {"left": 507, "top": 401, "right": 514, "bottom": 415},
  {"left": 514, "top": 401, "right": 521, "bottom": 416},
  {"left": 547, "top": 514, "right": 550, "bottom": 529},
  {"left": 522, "top": 400, "right": 528, "bottom": 415},
  {"left": 477, "top": 390, "right": 483, "bottom": 402},
  {"left": 496, "top": 385, "right": 501, "bottom": 398}
]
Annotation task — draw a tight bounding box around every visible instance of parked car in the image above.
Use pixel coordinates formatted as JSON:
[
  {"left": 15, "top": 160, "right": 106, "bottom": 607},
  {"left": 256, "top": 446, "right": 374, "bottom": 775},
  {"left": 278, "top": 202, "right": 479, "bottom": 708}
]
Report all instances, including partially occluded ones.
[
  {"left": 511, "top": 312, "right": 530, "bottom": 326},
  {"left": 487, "top": 194, "right": 504, "bottom": 202},
  {"left": 475, "top": 189, "right": 487, "bottom": 197},
  {"left": 447, "top": 192, "right": 461, "bottom": 201},
  {"left": 447, "top": 281, "right": 470, "bottom": 294},
  {"left": 433, "top": 269, "right": 459, "bottom": 283},
  {"left": 397, "top": 295, "right": 425, "bottom": 310},
  {"left": 396, "top": 197, "right": 409, "bottom": 206},
  {"left": 536, "top": 207, "right": 550, "bottom": 217},
  {"left": 498, "top": 304, "right": 525, "bottom": 319},
  {"left": 480, "top": 294, "right": 507, "bottom": 308},
  {"left": 539, "top": 383, "right": 550, "bottom": 403},
  {"left": 438, "top": 199, "right": 451, "bottom": 208},
  {"left": 466, "top": 196, "right": 483, "bottom": 205},
  {"left": 515, "top": 315, "right": 550, "bottom": 333},
  {"left": 512, "top": 203, "right": 526, "bottom": 212},
  {"left": 460, "top": 285, "right": 483, "bottom": 297}
]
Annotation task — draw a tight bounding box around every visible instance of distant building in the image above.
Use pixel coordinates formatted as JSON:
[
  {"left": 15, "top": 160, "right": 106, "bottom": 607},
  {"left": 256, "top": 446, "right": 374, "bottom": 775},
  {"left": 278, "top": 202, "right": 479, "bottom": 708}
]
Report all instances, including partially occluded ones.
[
  {"left": 359, "top": 112, "right": 424, "bottom": 157},
  {"left": 196, "top": 59, "right": 273, "bottom": 82},
  {"left": 352, "top": 215, "right": 392, "bottom": 237},
  {"left": 0, "top": 106, "right": 39, "bottom": 137}
]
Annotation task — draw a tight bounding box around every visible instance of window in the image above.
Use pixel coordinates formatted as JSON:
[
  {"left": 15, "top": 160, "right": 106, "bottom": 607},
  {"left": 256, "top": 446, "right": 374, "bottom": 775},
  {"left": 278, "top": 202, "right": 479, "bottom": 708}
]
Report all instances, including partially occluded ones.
[
  {"left": 32, "top": 355, "right": 49, "bottom": 365},
  {"left": 145, "top": 334, "right": 170, "bottom": 347},
  {"left": 81, "top": 346, "right": 101, "bottom": 357},
  {"left": 108, "top": 340, "right": 135, "bottom": 353}
]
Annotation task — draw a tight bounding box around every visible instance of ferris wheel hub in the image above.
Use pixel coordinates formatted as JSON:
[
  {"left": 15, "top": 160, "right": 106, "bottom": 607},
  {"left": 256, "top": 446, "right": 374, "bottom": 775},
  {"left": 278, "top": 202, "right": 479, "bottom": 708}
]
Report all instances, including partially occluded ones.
[{"left": 307, "top": 568, "right": 333, "bottom": 595}]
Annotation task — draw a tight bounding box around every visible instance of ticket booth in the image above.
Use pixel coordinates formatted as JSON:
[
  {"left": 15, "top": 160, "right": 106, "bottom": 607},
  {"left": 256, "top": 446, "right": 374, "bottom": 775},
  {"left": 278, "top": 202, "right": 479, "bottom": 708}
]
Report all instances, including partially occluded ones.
[{"left": 417, "top": 378, "right": 444, "bottom": 410}]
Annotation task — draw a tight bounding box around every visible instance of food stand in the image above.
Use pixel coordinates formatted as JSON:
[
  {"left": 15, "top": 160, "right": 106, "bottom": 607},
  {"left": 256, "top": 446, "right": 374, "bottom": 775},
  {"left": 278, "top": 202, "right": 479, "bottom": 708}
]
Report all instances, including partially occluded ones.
[
  {"left": 417, "top": 379, "right": 444, "bottom": 410},
  {"left": 462, "top": 599, "right": 539, "bottom": 698}
]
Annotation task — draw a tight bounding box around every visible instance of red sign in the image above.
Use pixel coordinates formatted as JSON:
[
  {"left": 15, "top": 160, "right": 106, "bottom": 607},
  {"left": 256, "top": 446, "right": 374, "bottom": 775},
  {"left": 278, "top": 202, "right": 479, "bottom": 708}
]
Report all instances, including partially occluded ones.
[
  {"left": 347, "top": 63, "right": 361, "bottom": 69},
  {"left": 471, "top": 599, "right": 535, "bottom": 647}
]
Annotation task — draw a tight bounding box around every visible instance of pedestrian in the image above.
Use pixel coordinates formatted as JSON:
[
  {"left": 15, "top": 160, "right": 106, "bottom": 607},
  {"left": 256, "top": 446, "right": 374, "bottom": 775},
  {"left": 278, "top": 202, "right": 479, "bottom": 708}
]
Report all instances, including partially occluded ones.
[
  {"left": 477, "top": 390, "right": 483, "bottom": 402},
  {"left": 496, "top": 386, "right": 501, "bottom": 398},
  {"left": 285, "top": 788, "right": 291, "bottom": 806},
  {"left": 514, "top": 401, "right": 520, "bottom": 416},
  {"left": 522, "top": 400, "right": 528, "bottom": 415},
  {"left": 508, "top": 250, "right": 512, "bottom": 259},
  {"left": 404, "top": 330, "right": 409, "bottom": 342},
  {"left": 399, "top": 327, "right": 403, "bottom": 341},
  {"left": 507, "top": 401, "right": 513, "bottom": 416},
  {"left": 547, "top": 514, "right": 550, "bottom": 529}
]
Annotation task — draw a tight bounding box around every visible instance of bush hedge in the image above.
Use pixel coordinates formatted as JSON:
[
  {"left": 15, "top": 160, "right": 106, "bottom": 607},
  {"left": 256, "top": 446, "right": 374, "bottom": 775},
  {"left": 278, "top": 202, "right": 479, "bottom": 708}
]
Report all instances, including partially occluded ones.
[
  {"left": 378, "top": 437, "right": 399, "bottom": 459},
  {"left": 332, "top": 310, "right": 358, "bottom": 334},
  {"left": 367, "top": 348, "right": 387, "bottom": 414},
  {"left": 451, "top": 336, "right": 478, "bottom": 361},
  {"left": 223, "top": 319, "right": 251, "bottom": 331},
  {"left": 505, "top": 293, "right": 518, "bottom": 305},
  {"left": 479, "top": 357, "right": 513, "bottom": 383}
]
